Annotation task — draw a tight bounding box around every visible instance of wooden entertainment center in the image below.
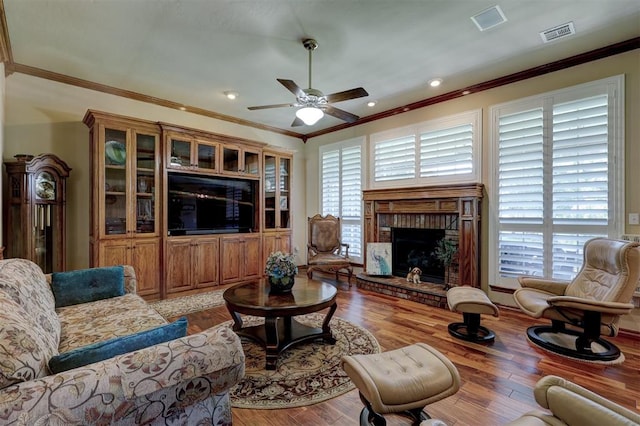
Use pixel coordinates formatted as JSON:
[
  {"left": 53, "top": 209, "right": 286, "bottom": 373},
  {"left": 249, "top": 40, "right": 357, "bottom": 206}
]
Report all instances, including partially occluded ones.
[{"left": 84, "top": 110, "right": 292, "bottom": 300}]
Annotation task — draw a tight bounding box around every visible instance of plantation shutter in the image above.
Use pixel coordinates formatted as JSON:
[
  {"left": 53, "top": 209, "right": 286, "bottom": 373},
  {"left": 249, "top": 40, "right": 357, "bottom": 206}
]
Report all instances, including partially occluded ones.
[
  {"left": 497, "top": 108, "right": 545, "bottom": 277},
  {"left": 321, "top": 150, "right": 340, "bottom": 216},
  {"left": 321, "top": 143, "right": 363, "bottom": 262},
  {"left": 373, "top": 135, "right": 415, "bottom": 182},
  {"left": 341, "top": 146, "right": 363, "bottom": 260},
  {"left": 496, "top": 93, "right": 611, "bottom": 281},
  {"left": 419, "top": 124, "right": 473, "bottom": 177},
  {"left": 551, "top": 95, "right": 609, "bottom": 279}
]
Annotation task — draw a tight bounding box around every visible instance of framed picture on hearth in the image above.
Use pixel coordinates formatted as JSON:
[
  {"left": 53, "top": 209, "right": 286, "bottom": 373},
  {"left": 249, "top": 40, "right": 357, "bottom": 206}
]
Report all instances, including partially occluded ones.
[{"left": 366, "top": 243, "right": 392, "bottom": 276}]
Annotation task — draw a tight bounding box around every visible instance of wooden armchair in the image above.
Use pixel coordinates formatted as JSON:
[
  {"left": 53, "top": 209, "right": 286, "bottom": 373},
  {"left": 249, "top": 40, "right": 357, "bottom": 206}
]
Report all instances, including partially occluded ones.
[{"left": 307, "top": 214, "right": 353, "bottom": 286}]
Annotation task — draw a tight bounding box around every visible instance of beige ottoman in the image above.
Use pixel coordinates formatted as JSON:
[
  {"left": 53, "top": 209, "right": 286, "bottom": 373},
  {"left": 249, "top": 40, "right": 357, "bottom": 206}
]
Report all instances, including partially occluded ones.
[
  {"left": 341, "top": 343, "right": 460, "bottom": 426},
  {"left": 447, "top": 286, "right": 499, "bottom": 343}
]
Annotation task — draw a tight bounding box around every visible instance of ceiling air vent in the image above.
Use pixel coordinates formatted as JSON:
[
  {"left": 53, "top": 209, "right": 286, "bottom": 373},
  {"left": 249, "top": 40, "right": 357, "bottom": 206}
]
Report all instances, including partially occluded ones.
[
  {"left": 471, "top": 5, "right": 507, "bottom": 32},
  {"left": 540, "top": 22, "right": 575, "bottom": 43}
]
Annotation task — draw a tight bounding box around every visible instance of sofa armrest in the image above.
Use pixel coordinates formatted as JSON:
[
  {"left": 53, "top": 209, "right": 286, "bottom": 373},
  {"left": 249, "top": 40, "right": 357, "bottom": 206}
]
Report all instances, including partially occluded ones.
[
  {"left": 517, "top": 276, "right": 569, "bottom": 295},
  {"left": 122, "top": 265, "right": 137, "bottom": 294},
  {"left": 533, "top": 375, "right": 640, "bottom": 426},
  {"left": 0, "top": 325, "right": 245, "bottom": 425}
]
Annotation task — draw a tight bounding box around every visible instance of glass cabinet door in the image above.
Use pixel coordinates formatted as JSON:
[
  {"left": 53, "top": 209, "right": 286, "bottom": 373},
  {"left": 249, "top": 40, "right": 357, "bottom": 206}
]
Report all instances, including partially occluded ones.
[
  {"left": 223, "top": 146, "right": 240, "bottom": 173},
  {"left": 263, "top": 153, "right": 291, "bottom": 230},
  {"left": 169, "top": 138, "right": 191, "bottom": 167},
  {"left": 264, "top": 154, "right": 276, "bottom": 229},
  {"left": 196, "top": 141, "right": 217, "bottom": 171},
  {"left": 279, "top": 157, "right": 290, "bottom": 229},
  {"left": 244, "top": 150, "right": 260, "bottom": 176},
  {"left": 104, "top": 128, "right": 128, "bottom": 236},
  {"left": 135, "top": 132, "right": 158, "bottom": 235}
]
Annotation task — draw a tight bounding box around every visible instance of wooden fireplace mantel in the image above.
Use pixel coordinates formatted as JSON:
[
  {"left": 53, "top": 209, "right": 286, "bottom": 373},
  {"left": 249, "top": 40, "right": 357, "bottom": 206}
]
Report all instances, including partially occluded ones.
[{"left": 363, "top": 183, "right": 484, "bottom": 288}]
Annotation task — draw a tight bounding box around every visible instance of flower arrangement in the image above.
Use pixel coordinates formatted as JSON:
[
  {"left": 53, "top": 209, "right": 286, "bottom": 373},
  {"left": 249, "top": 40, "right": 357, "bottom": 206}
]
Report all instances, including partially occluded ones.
[{"left": 265, "top": 251, "right": 298, "bottom": 278}]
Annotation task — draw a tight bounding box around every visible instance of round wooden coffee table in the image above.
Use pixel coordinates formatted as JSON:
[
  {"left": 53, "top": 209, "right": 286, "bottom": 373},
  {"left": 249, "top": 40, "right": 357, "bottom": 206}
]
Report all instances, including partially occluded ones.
[{"left": 223, "top": 278, "right": 337, "bottom": 370}]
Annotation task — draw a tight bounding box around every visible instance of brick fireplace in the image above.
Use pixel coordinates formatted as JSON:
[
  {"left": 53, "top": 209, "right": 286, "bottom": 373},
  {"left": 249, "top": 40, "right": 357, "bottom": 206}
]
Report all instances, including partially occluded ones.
[{"left": 357, "top": 183, "right": 483, "bottom": 307}]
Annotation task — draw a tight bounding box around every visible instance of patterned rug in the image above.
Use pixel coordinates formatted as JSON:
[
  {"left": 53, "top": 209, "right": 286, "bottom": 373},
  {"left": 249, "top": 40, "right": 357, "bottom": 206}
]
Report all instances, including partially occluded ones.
[
  {"left": 217, "top": 313, "right": 381, "bottom": 409},
  {"left": 149, "top": 290, "right": 225, "bottom": 319}
]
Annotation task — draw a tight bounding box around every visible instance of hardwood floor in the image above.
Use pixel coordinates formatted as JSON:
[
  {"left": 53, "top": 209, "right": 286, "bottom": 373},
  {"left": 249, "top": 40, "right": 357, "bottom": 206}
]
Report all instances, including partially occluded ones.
[{"left": 183, "top": 281, "right": 640, "bottom": 426}]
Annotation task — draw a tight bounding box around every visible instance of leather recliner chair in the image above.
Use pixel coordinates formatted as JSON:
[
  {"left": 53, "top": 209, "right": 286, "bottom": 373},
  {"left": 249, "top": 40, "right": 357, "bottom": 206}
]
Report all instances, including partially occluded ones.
[
  {"left": 513, "top": 237, "right": 640, "bottom": 362},
  {"left": 504, "top": 375, "right": 640, "bottom": 426}
]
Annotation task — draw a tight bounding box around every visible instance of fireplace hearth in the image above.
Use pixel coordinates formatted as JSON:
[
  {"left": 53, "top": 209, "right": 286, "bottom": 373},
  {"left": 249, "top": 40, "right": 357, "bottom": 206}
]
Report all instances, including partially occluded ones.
[
  {"left": 392, "top": 227, "right": 445, "bottom": 283},
  {"left": 358, "top": 184, "right": 483, "bottom": 307}
]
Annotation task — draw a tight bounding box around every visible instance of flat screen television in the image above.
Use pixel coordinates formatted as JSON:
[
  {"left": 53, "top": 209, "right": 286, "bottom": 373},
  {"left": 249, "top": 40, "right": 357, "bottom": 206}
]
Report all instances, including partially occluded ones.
[{"left": 167, "top": 173, "right": 256, "bottom": 235}]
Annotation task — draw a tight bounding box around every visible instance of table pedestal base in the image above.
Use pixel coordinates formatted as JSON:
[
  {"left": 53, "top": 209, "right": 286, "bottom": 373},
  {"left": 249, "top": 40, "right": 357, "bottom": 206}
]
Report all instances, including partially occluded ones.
[{"left": 230, "top": 303, "right": 337, "bottom": 370}]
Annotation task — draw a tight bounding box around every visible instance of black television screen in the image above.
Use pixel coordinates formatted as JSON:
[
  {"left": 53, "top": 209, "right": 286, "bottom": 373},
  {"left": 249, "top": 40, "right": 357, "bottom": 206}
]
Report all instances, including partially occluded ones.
[{"left": 168, "top": 173, "right": 256, "bottom": 235}]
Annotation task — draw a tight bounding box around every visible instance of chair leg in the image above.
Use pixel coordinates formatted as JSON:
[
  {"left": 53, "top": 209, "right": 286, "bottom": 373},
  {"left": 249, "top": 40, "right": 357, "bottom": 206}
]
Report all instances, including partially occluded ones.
[
  {"left": 448, "top": 312, "right": 495, "bottom": 343},
  {"left": 526, "top": 322, "right": 621, "bottom": 362},
  {"left": 359, "top": 392, "right": 386, "bottom": 426}
]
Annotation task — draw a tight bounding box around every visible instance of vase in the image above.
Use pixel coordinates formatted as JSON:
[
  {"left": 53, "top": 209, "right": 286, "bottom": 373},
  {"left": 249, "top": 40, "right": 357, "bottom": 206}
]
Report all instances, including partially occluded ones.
[{"left": 268, "top": 274, "right": 295, "bottom": 294}]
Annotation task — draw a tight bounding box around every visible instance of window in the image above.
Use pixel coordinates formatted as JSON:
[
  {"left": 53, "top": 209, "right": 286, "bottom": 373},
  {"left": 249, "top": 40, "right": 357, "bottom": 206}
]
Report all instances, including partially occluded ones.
[
  {"left": 489, "top": 76, "right": 624, "bottom": 287},
  {"left": 370, "top": 110, "right": 481, "bottom": 188},
  {"left": 320, "top": 138, "right": 364, "bottom": 263}
]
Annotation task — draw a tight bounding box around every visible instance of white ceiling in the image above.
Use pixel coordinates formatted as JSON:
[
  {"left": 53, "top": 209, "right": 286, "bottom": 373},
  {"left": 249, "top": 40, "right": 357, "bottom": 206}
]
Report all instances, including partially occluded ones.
[{"left": 4, "top": 0, "right": 640, "bottom": 136}]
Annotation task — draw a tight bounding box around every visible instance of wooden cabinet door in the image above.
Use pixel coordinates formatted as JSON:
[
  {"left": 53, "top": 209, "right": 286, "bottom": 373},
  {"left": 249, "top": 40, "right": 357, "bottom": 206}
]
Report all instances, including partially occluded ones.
[
  {"left": 221, "top": 236, "right": 242, "bottom": 284},
  {"left": 131, "top": 237, "right": 161, "bottom": 298},
  {"left": 165, "top": 238, "right": 194, "bottom": 294},
  {"left": 96, "top": 239, "right": 131, "bottom": 267},
  {"left": 194, "top": 236, "right": 220, "bottom": 288},
  {"left": 262, "top": 231, "right": 292, "bottom": 270},
  {"left": 262, "top": 233, "right": 278, "bottom": 267},
  {"left": 242, "top": 234, "right": 262, "bottom": 280},
  {"left": 278, "top": 231, "right": 292, "bottom": 254}
]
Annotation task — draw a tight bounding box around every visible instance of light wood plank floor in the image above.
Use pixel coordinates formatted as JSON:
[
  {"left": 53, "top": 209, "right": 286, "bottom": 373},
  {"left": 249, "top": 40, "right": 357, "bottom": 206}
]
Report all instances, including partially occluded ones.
[{"left": 182, "top": 281, "right": 640, "bottom": 426}]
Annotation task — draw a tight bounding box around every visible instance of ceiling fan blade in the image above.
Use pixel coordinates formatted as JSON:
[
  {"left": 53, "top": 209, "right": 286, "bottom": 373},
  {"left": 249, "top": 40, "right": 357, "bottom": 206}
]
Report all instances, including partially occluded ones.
[
  {"left": 325, "top": 87, "right": 369, "bottom": 103},
  {"left": 247, "top": 103, "right": 295, "bottom": 110},
  {"left": 277, "top": 79, "right": 306, "bottom": 98},
  {"left": 323, "top": 105, "right": 360, "bottom": 123},
  {"left": 291, "top": 117, "right": 304, "bottom": 127}
]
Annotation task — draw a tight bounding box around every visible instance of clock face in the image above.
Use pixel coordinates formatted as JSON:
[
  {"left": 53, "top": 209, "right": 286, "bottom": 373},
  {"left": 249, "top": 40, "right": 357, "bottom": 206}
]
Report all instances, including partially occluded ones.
[{"left": 35, "top": 172, "right": 56, "bottom": 200}]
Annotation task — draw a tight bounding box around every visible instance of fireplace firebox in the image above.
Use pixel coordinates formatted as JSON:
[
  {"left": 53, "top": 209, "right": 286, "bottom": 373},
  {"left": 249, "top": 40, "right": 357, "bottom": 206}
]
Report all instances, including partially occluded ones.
[{"left": 391, "top": 227, "right": 445, "bottom": 283}]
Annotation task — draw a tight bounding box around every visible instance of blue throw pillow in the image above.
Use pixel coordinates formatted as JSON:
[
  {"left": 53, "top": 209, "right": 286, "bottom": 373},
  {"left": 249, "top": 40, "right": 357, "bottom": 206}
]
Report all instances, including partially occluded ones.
[
  {"left": 48, "top": 317, "right": 188, "bottom": 374},
  {"left": 52, "top": 266, "right": 125, "bottom": 308}
]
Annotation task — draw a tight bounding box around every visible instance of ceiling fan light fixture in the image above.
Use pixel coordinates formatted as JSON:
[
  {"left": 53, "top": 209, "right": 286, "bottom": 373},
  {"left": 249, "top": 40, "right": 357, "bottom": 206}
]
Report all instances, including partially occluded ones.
[{"left": 296, "top": 106, "right": 324, "bottom": 125}]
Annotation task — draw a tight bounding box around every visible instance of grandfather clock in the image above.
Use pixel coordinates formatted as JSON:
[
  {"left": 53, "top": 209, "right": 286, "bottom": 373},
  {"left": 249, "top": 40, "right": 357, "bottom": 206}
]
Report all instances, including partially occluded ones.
[{"left": 4, "top": 154, "right": 72, "bottom": 272}]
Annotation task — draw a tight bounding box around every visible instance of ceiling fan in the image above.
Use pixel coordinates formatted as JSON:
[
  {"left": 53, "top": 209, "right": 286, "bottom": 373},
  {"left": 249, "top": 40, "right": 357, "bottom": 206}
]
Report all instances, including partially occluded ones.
[{"left": 248, "top": 38, "right": 369, "bottom": 127}]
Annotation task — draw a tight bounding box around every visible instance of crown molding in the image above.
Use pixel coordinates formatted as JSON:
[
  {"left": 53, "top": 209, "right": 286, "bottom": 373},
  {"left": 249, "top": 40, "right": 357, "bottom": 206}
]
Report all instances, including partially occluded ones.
[{"left": 0, "top": 0, "right": 13, "bottom": 69}]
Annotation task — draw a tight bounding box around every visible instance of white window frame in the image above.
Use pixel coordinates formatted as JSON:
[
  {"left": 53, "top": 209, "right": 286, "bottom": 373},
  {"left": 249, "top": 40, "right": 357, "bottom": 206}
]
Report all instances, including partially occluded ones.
[
  {"left": 369, "top": 110, "right": 482, "bottom": 189},
  {"left": 319, "top": 137, "right": 365, "bottom": 264},
  {"left": 488, "top": 75, "right": 625, "bottom": 289}
]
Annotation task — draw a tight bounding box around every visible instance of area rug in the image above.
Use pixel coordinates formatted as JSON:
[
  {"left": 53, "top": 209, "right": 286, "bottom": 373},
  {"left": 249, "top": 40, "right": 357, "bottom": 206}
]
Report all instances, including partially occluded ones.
[
  {"left": 218, "top": 313, "right": 381, "bottom": 409},
  {"left": 149, "top": 290, "right": 225, "bottom": 319}
]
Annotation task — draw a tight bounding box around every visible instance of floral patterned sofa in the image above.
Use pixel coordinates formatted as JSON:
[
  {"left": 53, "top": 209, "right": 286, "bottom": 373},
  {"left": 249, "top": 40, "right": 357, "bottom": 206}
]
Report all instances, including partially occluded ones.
[{"left": 0, "top": 258, "right": 245, "bottom": 425}]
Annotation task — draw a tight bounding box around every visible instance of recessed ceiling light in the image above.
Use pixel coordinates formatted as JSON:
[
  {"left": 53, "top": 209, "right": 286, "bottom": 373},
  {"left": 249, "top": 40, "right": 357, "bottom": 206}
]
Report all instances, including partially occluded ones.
[
  {"left": 429, "top": 78, "right": 442, "bottom": 88},
  {"left": 179, "top": 106, "right": 187, "bottom": 111},
  {"left": 462, "top": 90, "right": 471, "bottom": 95},
  {"left": 224, "top": 91, "right": 238, "bottom": 100},
  {"left": 367, "top": 101, "right": 377, "bottom": 107}
]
